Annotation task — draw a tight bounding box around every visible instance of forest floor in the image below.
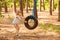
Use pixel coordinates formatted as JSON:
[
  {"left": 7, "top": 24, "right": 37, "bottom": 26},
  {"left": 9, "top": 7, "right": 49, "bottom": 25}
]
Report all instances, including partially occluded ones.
[{"left": 0, "top": 10, "right": 60, "bottom": 40}]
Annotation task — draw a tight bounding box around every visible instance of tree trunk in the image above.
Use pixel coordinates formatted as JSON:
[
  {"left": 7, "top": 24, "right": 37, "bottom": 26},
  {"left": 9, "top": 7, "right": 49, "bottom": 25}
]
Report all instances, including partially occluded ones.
[
  {"left": 26, "top": 0, "right": 28, "bottom": 13},
  {"left": 40, "top": 0, "right": 45, "bottom": 11},
  {"left": 43, "top": 0, "right": 45, "bottom": 10},
  {"left": 0, "top": 1, "right": 2, "bottom": 12},
  {"left": 58, "top": 0, "right": 60, "bottom": 21},
  {"left": 40, "top": 0, "right": 42, "bottom": 11},
  {"left": 50, "top": 0, "right": 52, "bottom": 15},
  {"left": 14, "top": 0, "right": 16, "bottom": 12},
  {"left": 52, "top": 0, "right": 54, "bottom": 11},
  {"left": 19, "top": 0, "right": 23, "bottom": 16},
  {"left": 5, "top": 2, "right": 8, "bottom": 12}
]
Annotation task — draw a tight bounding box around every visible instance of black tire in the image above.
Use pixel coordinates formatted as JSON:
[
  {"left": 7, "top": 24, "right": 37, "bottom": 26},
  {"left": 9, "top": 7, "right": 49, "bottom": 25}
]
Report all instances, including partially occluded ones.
[{"left": 24, "top": 15, "right": 38, "bottom": 30}]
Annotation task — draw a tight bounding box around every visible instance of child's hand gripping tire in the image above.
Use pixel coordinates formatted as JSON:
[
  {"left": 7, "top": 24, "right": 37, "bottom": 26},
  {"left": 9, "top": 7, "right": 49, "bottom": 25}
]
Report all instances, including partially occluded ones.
[{"left": 24, "top": 15, "right": 38, "bottom": 30}]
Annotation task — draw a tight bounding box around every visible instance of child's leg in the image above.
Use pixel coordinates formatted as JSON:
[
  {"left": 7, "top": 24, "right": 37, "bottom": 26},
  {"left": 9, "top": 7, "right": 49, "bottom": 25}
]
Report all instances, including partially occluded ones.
[
  {"left": 13, "top": 18, "right": 20, "bottom": 34},
  {"left": 14, "top": 24, "right": 19, "bottom": 34}
]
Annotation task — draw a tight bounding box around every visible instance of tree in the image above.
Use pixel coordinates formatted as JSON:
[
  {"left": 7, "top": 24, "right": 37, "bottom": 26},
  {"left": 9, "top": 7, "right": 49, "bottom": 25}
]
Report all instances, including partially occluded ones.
[
  {"left": 58, "top": 0, "right": 60, "bottom": 21},
  {"left": 19, "top": 0, "right": 23, "bottom": 16},
  {"left": 40, "top": 0, "right": 45, "bottom": 11},
  {"left": 0, "top": 0, "right": 2, "bottom": 17},
  {"left": 50, "top": 0, "right": 54, "bottom": 15},
  {"left": 26, "top": 0, "right": 28, "bottom": 13},
  {"left": 4, "top": 1, "right": 8, "bottom": 12},
  {"left": 52, "top": 0, "right": 54, "bottom": 11},
  {"left": 50, "top": 0, "right": 52, "bottom": 15},
  {"left": 14, "top": 0, "right": 16, "bottom": 12},
  {"left": 0, "top": 1, "right": 2, "bottom": 12},
  {"left": 0, "top": 0, "right": 2, "bottom": 13}
]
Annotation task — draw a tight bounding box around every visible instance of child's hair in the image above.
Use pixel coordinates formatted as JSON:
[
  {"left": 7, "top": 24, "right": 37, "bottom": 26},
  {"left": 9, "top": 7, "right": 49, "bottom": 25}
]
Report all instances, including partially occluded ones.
[{"left": 16, "top": 10, "right": 21, "bottom": 15}]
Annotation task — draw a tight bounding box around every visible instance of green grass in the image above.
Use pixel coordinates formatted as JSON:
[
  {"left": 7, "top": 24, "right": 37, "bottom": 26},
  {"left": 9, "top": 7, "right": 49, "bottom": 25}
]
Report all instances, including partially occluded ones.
[{"left": 39, "top": 23, "right": 60, "bottom": 33}]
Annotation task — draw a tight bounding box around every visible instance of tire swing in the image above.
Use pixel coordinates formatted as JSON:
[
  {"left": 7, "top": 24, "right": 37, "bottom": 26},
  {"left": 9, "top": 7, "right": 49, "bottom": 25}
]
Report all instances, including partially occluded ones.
[
  {"left": 24, "top": 15, "right": 38, "bottom": 30},
  {"left": 24, "top": 0, "right": 38, "bottom": 30}
]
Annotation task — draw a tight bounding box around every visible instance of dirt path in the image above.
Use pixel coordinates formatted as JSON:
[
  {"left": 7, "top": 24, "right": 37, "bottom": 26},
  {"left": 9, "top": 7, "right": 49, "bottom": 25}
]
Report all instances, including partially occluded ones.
[
  {"left": 0, "top": 24, "right": 60, "bottom": 40},
  {"left": 0, "top": 34, "right": 60, "bottom": 40}
]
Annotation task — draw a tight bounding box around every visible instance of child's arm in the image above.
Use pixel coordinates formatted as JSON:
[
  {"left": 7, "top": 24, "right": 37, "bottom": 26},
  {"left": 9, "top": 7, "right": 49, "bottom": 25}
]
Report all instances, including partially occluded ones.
[{"left": 17, "top": 15, "right": 27, "bottom": 23}]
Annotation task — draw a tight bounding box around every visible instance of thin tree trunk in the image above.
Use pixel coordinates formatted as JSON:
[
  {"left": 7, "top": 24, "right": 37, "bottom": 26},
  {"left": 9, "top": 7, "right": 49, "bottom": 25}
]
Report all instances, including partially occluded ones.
[
  {"left": 0, "top": 1, "right": 2, "bottom": 12},
  {"left": 26, "top": 0, "right": 28, "bottom": 13},
  {"left": 5, "top": 2, "right": 8, "bottom": 12},
  {"left": 19, "top": 0, "right": 23, "bottom": 16},
  {"left": 50, "top": 0, "right": 52, "bottom": 15},
  {"left": 52, "top": 0, "right": 54, "bottom": 11},
  {"left": 58, "top": 0, "right": 60, "bottom": 21},
  {"left": 40, "top": 0, "right": 45, "bottom": 11},
  {"left": 43, "top": 0, "right": 45, "bottom": 10},
  {"left": 40, "top": 0, "right": 42, "bottom": 11},
  {"left": 14, "top": 0, "right": 16, "bottom": 12}
]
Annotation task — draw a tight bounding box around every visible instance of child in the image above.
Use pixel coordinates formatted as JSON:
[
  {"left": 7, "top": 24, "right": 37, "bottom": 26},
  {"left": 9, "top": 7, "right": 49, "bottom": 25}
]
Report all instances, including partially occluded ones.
[{"left": 12, "top": 10, "right": 26, "bottom": 35}]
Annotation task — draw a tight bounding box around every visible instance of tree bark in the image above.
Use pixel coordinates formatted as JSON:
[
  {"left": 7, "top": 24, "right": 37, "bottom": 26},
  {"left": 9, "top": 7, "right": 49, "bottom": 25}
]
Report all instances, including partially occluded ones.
[
  {"left": 19, "top": 0, "right": 23, "bottom": 16},
  {"left": 52, "top": 0, "right": 54, "bottom": 11},
  {"left": 14, "top": 0, "right": 16, "bottom": 12},
  {"left": 58, "top": 0, "right": 60, "bottom": 21},
  {"left": 40, "top": 0, "right": 42, "bottom": 11},
  {"left": 0, "top": 1, "right": 2, "bottom": 12},
  {"left": 40, "top": 0, "right": 45, "bottom": 11},
  {"left": 50, "top": 0, "right": 52, "bottom": 15},
  {"left": 26, "top": 0, "right": 28, "bottom": 13},
  {"left": 5, "top": 2, "right": 8, "bottom": 12},
  {"left": 43, "top": 0, "right": 45, "bottom": 10}
]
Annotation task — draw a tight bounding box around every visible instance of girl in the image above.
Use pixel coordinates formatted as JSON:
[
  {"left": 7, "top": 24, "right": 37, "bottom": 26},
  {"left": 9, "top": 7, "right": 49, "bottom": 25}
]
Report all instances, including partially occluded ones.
[{"left": 13, "top": 10, "right": 27, "bottom": 35}]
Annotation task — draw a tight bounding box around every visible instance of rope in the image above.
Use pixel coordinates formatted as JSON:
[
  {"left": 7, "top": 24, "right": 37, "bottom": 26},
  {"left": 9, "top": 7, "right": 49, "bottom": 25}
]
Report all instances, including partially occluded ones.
[{"left": 32, "top": 0, "right": 38, "bottom": 16}]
